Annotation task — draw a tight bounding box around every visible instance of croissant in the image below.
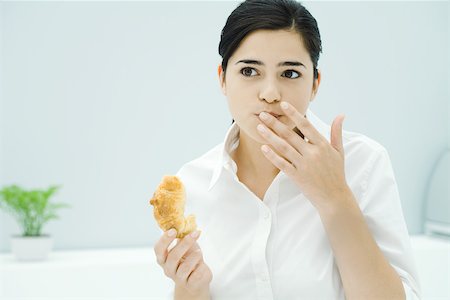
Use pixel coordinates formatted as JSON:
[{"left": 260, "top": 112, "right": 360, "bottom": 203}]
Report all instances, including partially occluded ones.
[{"left": 149, "top": 175, "right": 197, "bottom": 239}]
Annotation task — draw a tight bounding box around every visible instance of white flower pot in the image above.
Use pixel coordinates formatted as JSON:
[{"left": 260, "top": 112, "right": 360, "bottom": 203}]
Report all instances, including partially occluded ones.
[{"left": 11, "top": 235, "right": 53, "bottom": 261}]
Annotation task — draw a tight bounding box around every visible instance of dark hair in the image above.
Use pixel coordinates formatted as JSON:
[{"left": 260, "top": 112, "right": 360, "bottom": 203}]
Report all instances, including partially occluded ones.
[{"left": 218, "top": 0, "right": 322, "bottom": 80}]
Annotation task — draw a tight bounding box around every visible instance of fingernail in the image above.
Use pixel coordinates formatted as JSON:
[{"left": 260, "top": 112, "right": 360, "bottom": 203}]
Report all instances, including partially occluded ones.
[
  {"left": 257, "top": 124, "right": 266, "bottom": 133},
  {"left": 259, "top": 112, "right": 269, "bottom": 120},
  {"left": 190, "top": 230, "right": 200, "bottom": 238},
  {"left": 281, "top": 102, "right": 289, "bottom": 110},
  {"left": 167, "top": 229, "right": 176, "bottom": 237}
]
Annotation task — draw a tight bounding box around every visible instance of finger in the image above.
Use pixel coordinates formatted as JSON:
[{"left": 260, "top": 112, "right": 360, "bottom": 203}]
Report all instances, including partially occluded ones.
[
  {"left": 165, "top": 231, "right": 201, "bottom": 278},
  {"left": 187, "top": 263, "right": 210, "bottom": 288},
  {"left": 154, "top": 228, "right": 178, "bottom": 266},
  {"left": 182, "top": 241, "right": 201, "bottom": 257},
  {"left": 257, "top": 122, "right": 304, "bottom": 164},
  {"left": 176, "top": 249, "right": 203, "bottom": 283},
  {"left": 330, "top": 114, "right": 345, "bottom": 156},
  {"left": 261, "top": 144, "right": 298, "bottom": 176},
  {"left": 280, "top": 101, "right": 326, "bottom": 145},
  {"left": 178, "top": 241, "right": 201, "bottom": 265},
  {"left": 258, "top": 111, "right": 307, "bottom": 154},
  {"left": 293, "top": 126, "right": 308, "bottom": 143}
]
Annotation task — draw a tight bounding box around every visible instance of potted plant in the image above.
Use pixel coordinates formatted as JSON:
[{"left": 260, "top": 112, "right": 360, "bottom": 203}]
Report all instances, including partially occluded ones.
[{"left": 0, "top": 184, "right": 70, "bottom": 261}]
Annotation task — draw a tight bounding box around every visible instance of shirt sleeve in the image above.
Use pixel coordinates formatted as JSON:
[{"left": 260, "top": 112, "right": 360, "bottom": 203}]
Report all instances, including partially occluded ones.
[{"left": 358, "top": 147, "right": 422, "bottom": 300}]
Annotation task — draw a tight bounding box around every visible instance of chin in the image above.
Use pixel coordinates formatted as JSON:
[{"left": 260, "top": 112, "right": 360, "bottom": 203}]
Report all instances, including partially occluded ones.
[
  {"left": 236, "top": 122, "right": 264, "bottom": 145},
  {"left": 253, "top": 134, "right": 267, "bottom": 145},
  {"left": 248, "top": 128, "right": 267, "bottom": 145}
]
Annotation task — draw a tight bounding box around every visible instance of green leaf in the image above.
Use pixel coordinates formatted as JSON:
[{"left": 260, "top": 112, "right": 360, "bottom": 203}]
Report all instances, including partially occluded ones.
[{"left": 0, "top": 184, "right": 69, "bottom": 235}]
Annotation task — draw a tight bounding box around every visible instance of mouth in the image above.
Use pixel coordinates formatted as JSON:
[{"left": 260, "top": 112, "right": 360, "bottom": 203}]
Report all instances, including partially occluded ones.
[{"left": 255, "top": 112, "right": 283, "bottom": 119}]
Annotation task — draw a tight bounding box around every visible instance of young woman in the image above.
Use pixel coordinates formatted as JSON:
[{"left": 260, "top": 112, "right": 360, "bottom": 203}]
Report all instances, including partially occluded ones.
[{"left": 154, "top": 1, "right": 421, "bottom": 299}]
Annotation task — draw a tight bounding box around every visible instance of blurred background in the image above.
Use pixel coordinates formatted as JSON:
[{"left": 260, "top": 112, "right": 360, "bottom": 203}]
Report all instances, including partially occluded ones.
[
  {"left": 0, "top": 0, "right": 448, "bottom": 299},
  {"left": 2, "top": 0, "right": 447, "bottom": 250}
]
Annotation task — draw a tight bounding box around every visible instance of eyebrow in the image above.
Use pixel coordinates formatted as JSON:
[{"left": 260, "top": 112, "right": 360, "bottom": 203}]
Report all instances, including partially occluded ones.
[{"left": 235, "top": 59, "right": 307, "bottom": 69}]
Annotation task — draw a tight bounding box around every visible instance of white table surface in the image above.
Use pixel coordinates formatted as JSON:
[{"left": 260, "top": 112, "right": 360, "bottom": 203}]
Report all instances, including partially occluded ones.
[
  {"left": 0, "top": 235, "right": 449, "bottom": 300},
  {"left": 0, "top": 247, "right": 173, "bottom": 300}
]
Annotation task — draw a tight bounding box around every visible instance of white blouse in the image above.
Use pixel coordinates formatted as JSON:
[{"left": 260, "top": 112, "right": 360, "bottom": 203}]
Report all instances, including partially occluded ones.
[{"left": 169, "top": 108, "right": 421, "bottom": 300}]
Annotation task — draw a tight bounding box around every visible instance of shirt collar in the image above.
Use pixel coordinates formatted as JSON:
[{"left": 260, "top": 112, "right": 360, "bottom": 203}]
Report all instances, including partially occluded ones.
[{"left": 207, "top": 108, "right": 331, "bottom": 191}]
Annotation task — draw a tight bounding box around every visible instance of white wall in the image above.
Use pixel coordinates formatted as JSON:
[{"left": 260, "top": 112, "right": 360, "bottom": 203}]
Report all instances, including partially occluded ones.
[
  {"left": 0, "top": 1, "right": 448, "bottom": 251},
  {"left": 306, "top": 1, "right": 449, "bottom": 235}
]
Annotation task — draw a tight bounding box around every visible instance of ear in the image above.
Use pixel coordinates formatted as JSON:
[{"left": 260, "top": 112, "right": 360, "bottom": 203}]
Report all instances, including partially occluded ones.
[
  {"left": 310, "top": 69, "right": 321, "bottom": 102},
  {"left": 218, "top": 64, "right": 226, "bottom": 96}
]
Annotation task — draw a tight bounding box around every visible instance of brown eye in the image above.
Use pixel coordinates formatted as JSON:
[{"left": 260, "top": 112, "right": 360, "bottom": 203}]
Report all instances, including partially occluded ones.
[
  {"left": 241, "top": 67, "right": 257, "bottom": 77},
  {"left": 283, "top": 70, "right": 301, "bottom": 79}
]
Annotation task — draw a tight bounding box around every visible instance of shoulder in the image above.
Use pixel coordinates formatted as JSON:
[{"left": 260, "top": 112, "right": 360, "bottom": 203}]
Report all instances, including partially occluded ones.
[
  {"left": 341, "top": 127, "right": 389, "bottom": 167},
  {"left": 343, "top": 128, "right": 386, "bottom": 155},
  {"left": 341, "top": 128, "right": 395, "bottom": 204},
  {"left": 309, "top": 109, "right": 387, "bottom": 163}
]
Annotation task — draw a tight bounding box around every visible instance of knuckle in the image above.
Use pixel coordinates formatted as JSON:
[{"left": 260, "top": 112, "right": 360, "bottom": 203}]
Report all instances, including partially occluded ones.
[
  {"left": 170, "top": 252, "right": 183, "bottom": 264},
  {"left": 279, "top": 142, "right": 289, "bottom": 153},
  {"left": 279, "top": 130, "right": 290, "bottom": 140},
  {"left": 185, "top": 252, "right": 202, "bottom": 267},
  {"left": 171, "top": 243, "right": 188, "bottom": 258},
  {"left": 302, "top": 116, "right": 310, "bottom": 125},
  {"left": 196, "top": 264, "right": 208, "bottom": 279},
  {"left": 285, "top": 166, "right": 296, "bottom": 176},
  {"left": 310, "top": 148, "right": 321, "bottom": 159},
  {"left": 188, "top": 269, "right": 203, "bottom": 283},
  {"left": 194, "top": 249, "right": 203, "bottom": 258},
  {"left": 281, "top": 160, "right": 291, "bottom": 170},
  {"left": 191, "top": 271, "right": 203, "bottom": 282},
  {"left": 171, "top": 248, "right": 192, "bottom": 266},
  {"left": 301, "top": 120, "right": 310, "bottom": 129},
  {"left": 190, "top": 252, "right": 203, "bottom": 265},
  {"left": 177, "top": 250, "right": 190, "bottom": 261},
  {"left": 175, "top": 266, "right": 186, "bottom": 278},
  {"left": 319, "top": 140, "right": 328, "bottom": 149},
  {"left": 195, "top": 262, "right": 205, "bottom": 272}
]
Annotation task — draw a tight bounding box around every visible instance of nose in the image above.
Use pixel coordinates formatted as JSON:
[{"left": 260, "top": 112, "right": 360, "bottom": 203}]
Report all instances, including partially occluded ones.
[{"left": 258, "top": 77, "right": 281, "bottom": 103}]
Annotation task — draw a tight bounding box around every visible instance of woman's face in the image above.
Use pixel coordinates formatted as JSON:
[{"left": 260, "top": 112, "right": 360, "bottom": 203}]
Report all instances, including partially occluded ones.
[{"left": 219, "top": 29, "right": 321, "bottom": 144}]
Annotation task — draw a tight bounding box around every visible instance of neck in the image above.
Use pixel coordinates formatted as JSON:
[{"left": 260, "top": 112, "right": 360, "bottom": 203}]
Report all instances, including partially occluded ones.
[{"left": 231, "top": 129, "right": 280, "bottom": 179}]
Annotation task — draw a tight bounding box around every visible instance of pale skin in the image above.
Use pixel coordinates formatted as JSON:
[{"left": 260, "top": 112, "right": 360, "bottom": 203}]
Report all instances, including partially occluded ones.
[
  {"left": 220, "top": 29, "right": 405, "bottom": 299},
  {"left": 154, "top": 28, "right": 405, "bottom": 300}
]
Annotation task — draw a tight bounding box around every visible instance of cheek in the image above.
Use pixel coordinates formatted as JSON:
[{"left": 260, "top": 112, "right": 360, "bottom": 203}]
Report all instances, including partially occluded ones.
[
  {"left": 287, "top": 90, "right": 311, "bottom": 111},
  {"left": 226, "top": 87, "right": 253, "bottom": 115},
  {"left": 227, "top": 100, "right": 257, "bottom": 124},
  {"left": 293, "top": 102, "right": 309, "bottom": 115},
  {"left": 227, "top": 80, "right": 247, "bottom": 99}
]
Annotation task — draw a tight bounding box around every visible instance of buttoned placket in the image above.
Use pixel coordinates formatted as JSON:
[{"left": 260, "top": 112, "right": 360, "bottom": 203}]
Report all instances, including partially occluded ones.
[
  {"left": 250, "top": 173, "right": 283, "bottom": 300},
  {"left": 223, "top": 153, "right": 280, "bottom": 299}
]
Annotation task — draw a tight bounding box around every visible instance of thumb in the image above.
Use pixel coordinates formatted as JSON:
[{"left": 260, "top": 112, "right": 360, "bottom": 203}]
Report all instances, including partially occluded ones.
[{"left": 330, "top": 114, "right": 345, "bottom": 155}]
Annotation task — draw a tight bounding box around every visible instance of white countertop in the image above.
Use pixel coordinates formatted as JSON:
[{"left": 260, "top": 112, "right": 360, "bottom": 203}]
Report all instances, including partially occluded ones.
[
  {"left": 0, "top": 235, "right": 449, "bottom": 300},
  {"left": 0, "top": 247, "right": 173, "bottom": 300}
]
